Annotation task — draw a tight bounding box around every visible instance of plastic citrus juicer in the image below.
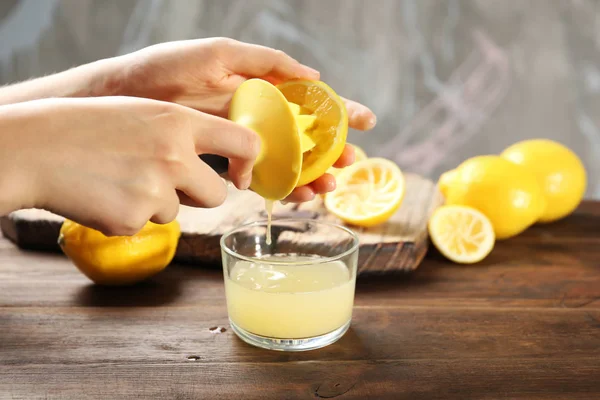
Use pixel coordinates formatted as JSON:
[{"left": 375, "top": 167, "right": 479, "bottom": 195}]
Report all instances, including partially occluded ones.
[
  {"left": 229, "top": 78, "right": 302, "bottom": 200},
  {"left": 201, "top": 78, "right": 342, "bottom": 201}
]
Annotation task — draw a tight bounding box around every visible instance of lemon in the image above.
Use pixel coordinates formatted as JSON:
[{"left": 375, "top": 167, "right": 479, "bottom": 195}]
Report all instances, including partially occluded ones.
[
  {"left": 229, "top": 79, "right": 348, "bottom": 200},
  {"left": 440, "top": 155, "right": 546, "bottom": 240},
  {"left": 277, "top": 80, "right": 348, "bottom": 187},
  {"left": 325, "top": 143, "right": 368, "bottom": 179},
  {"left": 58, "top": 220, "right": 180, "bottom": 286},
  {"left": 438, "top": 168, "right": 457, "bottom": 199},
  {"left": 350, "top": 144, "right": 368, "bottom": 163},
  {"left": 500, "top": 139, "right": 587, "bottom": 223},
  {"left": 288, "top": 102, "right": 317, "bottom": 152},
  {"left": 324, "top": 157, "right": 405, "bottom": 227},
  {"left": 428, "top": 205, "right": 495, "bottom": 264}
]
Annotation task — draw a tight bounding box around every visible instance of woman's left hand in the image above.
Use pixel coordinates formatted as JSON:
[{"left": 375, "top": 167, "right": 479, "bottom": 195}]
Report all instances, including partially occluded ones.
[{"left": 117, "top": 38, "right": 377, "bottom": 202}]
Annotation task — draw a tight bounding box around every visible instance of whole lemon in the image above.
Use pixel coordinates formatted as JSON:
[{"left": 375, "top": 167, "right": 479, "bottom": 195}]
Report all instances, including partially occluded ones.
[
  {"left": 500, "top": 139, "right": 587, "bottom": 223},
  {"left": 59, "top": 219, "right": 180, "bottom": 285},
  {"left": 440, "top": 155, "right": 546, "bottom": 240}
]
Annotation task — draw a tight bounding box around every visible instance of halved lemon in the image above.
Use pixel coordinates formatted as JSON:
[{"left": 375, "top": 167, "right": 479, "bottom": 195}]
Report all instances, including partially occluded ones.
[
  {"left": 229, "top": 79, "right": 348, "bottom": 200},
  {"left": 324, "top": 158, "right": 405, "bottom": 227},
  {"left": 277, "top": 80, "right": 348, "bottom": 187},
  {"left": 428, "top": 205, "right": 495, "bottom": 264},
  {"left": 327, "top": 143, "right": 368, "bottom": 178},
  {"left": 352, "top": 144, "right": 368, "bottom": 162}
]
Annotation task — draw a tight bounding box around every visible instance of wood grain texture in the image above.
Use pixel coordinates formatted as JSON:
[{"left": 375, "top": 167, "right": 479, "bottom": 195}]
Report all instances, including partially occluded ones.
[
  {"left": 1, "top": 359, "right": 599, "bottom": 400},
  {"left": 0, "top": 173, "right": 443, "bottom": 274},
  {"left": 0, "top": 202, "right": 599, "bottom": 398}
]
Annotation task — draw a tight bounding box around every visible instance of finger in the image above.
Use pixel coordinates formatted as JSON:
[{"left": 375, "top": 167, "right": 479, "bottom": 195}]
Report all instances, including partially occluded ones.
[
  {"left": 228, "top": 158, "right": 253, "bottom": 190},
  {"left": 187, "top": 111, "right": 260, "bottom": 189},
  {"left": 177, "top": 190, "right": 196, "bottom": 208},
  {"left": 309, "top": 174, "right": 336, "bottom": 194},
  {"left": 150, "top": 189, "right": 181, "bottom": 224},
  {"left": 342, "top": 97, "right": 377, "bottom": 131},
  {"left": 177, "top": 155, "right": 228, "bottom": 208},
  {"left": 283, "top": 185, "right": 316, "bottom": 203},
  {"left": 217, "top": 38, "right": 320, "bottom": 81},
  {"left": 333, "top": 145, "right": 355, "bottom": 168}
]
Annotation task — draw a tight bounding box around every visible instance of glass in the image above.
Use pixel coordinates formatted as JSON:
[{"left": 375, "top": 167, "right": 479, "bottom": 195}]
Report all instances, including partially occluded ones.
[{"left": 220, "top": 218, "right": 359, "bottom": 351}]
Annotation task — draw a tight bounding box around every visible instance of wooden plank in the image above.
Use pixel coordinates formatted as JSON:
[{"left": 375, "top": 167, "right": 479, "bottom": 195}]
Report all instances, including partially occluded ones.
[
  {"left": 1, "top": 261, "right": 599, "bottom": 309},
  {"left": 1, "top": 237, "right": 599, "bottom": 309},
  {"left": 0, "top": 173, "right": 444, "bottom": 274},
  {"left": 0, "top": 359, "right": 598, "bottom": 399},
  {"left": 509, "top": 202, "right": 600, "bottom": 242},
  {"left": 0, "top": 207, "right": 598, "bottom": 399},
  {"left": 1, "top": 306, "right": 599, "bottom": 365}
]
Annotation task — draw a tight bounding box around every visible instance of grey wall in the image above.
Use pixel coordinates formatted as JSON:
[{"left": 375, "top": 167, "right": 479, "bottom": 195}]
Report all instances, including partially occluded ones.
[{"left": 1, "top": 0, "right": 599, "bottom": 197}]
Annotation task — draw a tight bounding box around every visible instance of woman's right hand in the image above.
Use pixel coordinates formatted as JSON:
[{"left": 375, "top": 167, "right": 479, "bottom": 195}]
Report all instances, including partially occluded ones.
[{"left": 0, "top": 97, "right": 259, "bottom": 236}]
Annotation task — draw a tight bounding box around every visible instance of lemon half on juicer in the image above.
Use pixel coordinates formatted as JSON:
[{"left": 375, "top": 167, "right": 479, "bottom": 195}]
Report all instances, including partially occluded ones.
[{"left": 229, "top": 78, "right": 348, "bottom": 200}]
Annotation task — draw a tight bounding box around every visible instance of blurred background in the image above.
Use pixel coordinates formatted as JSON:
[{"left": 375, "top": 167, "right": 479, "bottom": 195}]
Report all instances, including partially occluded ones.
[{"left": 1, "top": 0, "right": 598, "bottom": 197}]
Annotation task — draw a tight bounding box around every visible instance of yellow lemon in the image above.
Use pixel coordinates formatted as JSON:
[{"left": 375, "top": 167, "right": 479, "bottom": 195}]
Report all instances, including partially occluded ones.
[
  {"left": 440, "top": 155, "right": 546, "bottom": 240},
  {"left": 326, "top": 143, "right": 368, "bottom": 179},
  {"left": 277, "top": 80, "right": 348, "bottom": 187},
  {"left": 428, "top": 205, "right": 495, "bottom": 264},
  {"left": 58, "top": 220, "right": 180, "bottom": 286},
  {"left": 342, "top": 143, "right": 368, "bottom": 164},
  {"left": 438, "top": 168, "right": 457, "bottom": 198},
  {"left": 352, "top": 144, "right": 368, "bottom": 162},
  {"left": 324, "top": 158, "right": 405, "bottom": 227},
  {"left": 500, "top": 139, "right": 587, "bottom": 223},
  {"left": 288, "top": 102, "right": 317, "bottom": 152},
  {"left": 229, "top": 79, "right": 348, "bottom": 200}
]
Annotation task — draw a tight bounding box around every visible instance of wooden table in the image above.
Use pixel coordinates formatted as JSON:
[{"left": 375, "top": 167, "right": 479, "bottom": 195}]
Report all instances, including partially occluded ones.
[{"left": 1, "top": 203, "right": 599, "bottom": 399}]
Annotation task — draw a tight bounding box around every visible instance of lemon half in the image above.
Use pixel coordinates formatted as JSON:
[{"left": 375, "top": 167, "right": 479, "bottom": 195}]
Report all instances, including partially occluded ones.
[
  {"left": 277, "top": 80, "right": 348, "bottom": 187},
  {"left": 324, "top": 157, "right": 405, "bottom": 227},
  {"left": 229, "top": 79, "right": 348, "bottom": 200},
  {"left": 429, "top": 205, "right": 495, "bottom": 264}
]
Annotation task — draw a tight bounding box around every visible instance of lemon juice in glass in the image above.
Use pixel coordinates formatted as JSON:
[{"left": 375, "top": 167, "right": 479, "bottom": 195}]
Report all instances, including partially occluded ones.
[{"left": 221, "top": 219, "right": 358, "bottom": 351}]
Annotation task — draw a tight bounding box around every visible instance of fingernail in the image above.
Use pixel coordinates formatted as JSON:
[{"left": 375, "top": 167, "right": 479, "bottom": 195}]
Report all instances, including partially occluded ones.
[
  {"left": 368, "top": 115, "right": 377, "bottom": 129},
  {"left": 302, "top": 65, "right": 320, "bottom": 78},
  {"left": 240, "top": 171, "right": 252, "bottom": 190},
  {"left": 327, "top": 179, "right": 336, "bottom": 192}
]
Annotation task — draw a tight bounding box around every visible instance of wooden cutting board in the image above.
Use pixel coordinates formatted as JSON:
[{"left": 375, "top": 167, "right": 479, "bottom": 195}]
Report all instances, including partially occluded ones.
[{"left": 0, "top": 173, "right": 443, "bottom": 275}]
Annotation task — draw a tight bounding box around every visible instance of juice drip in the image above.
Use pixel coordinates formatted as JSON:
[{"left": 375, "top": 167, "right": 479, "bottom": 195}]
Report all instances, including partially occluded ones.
[{"left": 265, "top": 199, "right": 274, "bottom": 245}]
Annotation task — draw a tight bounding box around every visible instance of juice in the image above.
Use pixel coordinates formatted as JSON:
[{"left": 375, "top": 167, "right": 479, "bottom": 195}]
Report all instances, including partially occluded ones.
[
  {"left": 224, "top": 255, "right": 355, "bottom": 339},
  {"left": 264, "top": 199, "right": 274, "bottom": 245}
]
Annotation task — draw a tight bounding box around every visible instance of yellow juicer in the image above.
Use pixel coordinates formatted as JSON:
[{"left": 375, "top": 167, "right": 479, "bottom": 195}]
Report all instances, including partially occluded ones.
[{"left": 227, "top": 78, "right": 345, "bottom": 200}]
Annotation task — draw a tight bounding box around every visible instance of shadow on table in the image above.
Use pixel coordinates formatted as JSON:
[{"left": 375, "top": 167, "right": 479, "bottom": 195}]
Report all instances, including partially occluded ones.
[
  {"left": 229, "top": 325, "right": 368, "bottom": 361},
  {"left": 73, "top": 262, "right": 223, "bottom": 307}
]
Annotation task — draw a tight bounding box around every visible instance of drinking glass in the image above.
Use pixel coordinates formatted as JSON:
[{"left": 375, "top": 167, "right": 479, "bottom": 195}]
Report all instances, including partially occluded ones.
[{"left": 220, "top": 218, "right": 359, "bottom": 351}]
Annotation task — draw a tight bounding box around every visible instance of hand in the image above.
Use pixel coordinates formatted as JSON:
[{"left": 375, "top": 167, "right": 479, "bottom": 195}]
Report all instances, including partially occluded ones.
[
  {"left": 117, "top": 38, "right": 376, "bottom": 201},
  {"left": 0, "top": 37, "right": 377, "bottom": 204},
  {"left": 0, "top": 97, "right": 259, "bottom": 236}
]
